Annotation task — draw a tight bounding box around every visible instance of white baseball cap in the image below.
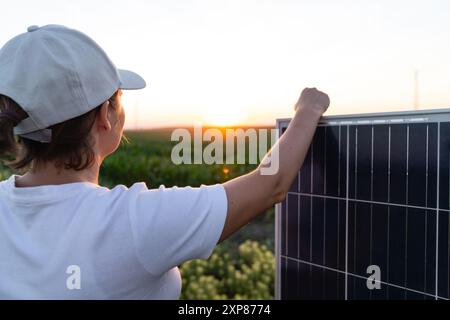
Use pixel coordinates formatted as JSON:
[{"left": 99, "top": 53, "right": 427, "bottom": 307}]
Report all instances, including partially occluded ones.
[{"left": 0, "top": 24, "right": 146, "bottom": 143}]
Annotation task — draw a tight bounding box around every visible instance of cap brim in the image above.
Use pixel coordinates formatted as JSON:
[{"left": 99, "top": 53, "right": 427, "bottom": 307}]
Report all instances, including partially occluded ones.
[{"left": 118, "top": 69, "right": 147, "bottom": 90}]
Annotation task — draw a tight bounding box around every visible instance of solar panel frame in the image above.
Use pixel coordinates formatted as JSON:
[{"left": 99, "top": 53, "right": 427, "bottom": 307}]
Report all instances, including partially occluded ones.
[{"left": 275, "top": 108, "right": 450, "bottom": 300}]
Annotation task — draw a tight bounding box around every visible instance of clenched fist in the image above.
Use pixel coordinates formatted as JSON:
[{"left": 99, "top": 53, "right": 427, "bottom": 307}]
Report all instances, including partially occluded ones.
[{"left": 294, "top": 87, "right": 330, "bottom": 116}]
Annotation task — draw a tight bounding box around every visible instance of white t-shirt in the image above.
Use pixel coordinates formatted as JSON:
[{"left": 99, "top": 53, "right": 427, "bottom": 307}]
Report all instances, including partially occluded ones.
[{"left": 0, "top": 174, "right": 228, "bottom": 299}]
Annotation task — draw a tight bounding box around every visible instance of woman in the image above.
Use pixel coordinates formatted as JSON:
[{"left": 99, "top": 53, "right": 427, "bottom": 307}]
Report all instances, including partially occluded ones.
[{"left": 0, "top": 25, "right": 329, "bottom": 299}]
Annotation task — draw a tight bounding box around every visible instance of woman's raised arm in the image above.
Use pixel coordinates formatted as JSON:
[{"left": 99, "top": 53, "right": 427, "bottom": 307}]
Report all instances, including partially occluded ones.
[{"left": 220, "top": 88, "right": 330, "bottom": 242}]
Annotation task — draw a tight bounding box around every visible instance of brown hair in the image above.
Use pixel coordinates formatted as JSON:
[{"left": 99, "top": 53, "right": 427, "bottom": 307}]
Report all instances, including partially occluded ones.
[{"left": 0, "top": 91, "right": 119, "bottom": 173}]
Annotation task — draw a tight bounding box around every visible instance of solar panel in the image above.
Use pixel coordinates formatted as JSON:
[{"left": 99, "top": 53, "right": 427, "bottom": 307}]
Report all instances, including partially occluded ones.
[{"left": 275, "top": 109, "right": 450, "bottom": 300}]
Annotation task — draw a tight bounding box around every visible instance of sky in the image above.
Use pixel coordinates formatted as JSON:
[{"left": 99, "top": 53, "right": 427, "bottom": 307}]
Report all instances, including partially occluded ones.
[{"left": 1, "top": 0, "right": 450, "bottom": 128}]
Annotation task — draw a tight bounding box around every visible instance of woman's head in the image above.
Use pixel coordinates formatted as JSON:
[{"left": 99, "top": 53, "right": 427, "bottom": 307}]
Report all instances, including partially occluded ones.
[
  {"left": 0, "top": 24, "right": 146, "bottom": 174},
  {"left": 0, "top": 90, "right": 125, "bottom": 172}
]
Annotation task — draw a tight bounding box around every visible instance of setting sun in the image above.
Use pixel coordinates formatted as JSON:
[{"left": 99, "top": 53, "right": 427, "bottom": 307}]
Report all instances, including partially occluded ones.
[
  {"left": 201, "top": 99, "right": 248, "bottom": 127},
  {"left": 202, "top": 109, "right": 247, "bottom": 127}
]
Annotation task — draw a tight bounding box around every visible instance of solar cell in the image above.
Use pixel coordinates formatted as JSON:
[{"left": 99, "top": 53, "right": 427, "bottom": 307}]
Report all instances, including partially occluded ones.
[{"left": 276, "top": 109, "right": 450, "bottom": 300}]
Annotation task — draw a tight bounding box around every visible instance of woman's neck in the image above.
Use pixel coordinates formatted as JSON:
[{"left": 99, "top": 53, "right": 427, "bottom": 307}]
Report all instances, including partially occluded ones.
[{"left": 14, "top": 161, "right": 101, "bottom": 187}]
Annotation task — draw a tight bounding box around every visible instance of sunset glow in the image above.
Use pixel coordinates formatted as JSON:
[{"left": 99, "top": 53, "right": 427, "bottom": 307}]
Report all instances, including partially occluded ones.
[
  {"left": 1, "top": 0, "right": 450, "bottom": 128},
  {"left": 201, "top": 98, "right": 249, "bottom": 127}
]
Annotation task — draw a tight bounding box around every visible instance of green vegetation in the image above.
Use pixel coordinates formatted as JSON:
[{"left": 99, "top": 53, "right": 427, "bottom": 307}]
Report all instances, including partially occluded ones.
[
  {"left": 0, "top": 128, "right": 275, "bottom": 299},
  {"left": 100, "top": 128, "right": 264, "bottom": 188},
  {"left": 180, "top": 240, "right": 274, "bottom": 300},
  {"left": 0, "top": 167, "right": 9, "bottom": 181}
]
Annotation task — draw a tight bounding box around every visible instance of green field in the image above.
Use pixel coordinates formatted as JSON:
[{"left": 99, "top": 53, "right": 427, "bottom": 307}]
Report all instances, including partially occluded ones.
[{"left": 0, "top": 128, "right": 276, "bottom": 299}]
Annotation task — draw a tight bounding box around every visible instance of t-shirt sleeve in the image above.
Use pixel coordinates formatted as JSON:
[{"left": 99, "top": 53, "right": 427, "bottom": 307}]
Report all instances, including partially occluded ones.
[{"left": 127, "top": 183, "right": 228, "bottom": 276}]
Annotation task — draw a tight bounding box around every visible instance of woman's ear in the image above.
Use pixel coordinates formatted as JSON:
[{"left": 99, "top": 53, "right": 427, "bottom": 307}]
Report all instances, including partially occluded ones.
[{"left": 97, "top": 100, "right": 111, "bottom": 131}]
